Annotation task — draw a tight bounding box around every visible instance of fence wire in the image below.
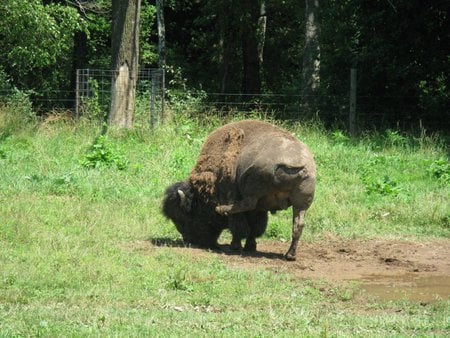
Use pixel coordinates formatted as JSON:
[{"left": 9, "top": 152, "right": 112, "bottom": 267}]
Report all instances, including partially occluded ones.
[
  {"left": 75, "top": 68, "right": 164, "bottom": 126},
  {"left": 1, "top": 73, "right": 447, "bottom": 131}
]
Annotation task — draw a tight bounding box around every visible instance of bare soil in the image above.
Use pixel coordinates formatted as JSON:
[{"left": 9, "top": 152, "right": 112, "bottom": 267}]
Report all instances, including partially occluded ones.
[{"left": 144, "top": 235, "right": 450, "bottom": 302}]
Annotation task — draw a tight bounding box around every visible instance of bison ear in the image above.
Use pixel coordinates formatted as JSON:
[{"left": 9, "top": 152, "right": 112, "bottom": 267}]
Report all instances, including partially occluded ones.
[{"left": 178, "top": 189, "right": 191, "bottom": 211}]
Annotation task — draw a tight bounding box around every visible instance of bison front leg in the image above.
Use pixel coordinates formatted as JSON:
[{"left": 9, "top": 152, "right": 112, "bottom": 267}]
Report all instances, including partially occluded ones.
[
  {"left": 243, "top": 210, "right": 268, "bottom": 252},
  {"left": 228, "top": 214, "right": 250, "bottom": 251},
  {"left": 285, "top": 207, "right": 306, "bottom": 261}
]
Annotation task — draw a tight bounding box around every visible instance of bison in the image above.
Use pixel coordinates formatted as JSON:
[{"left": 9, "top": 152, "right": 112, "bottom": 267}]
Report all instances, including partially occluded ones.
[{"left": 162, "top": 120, "right": 316, "bottom": 260}]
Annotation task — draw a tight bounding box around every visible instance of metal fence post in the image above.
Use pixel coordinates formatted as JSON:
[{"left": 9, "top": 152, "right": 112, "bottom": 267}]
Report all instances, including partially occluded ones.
[
  {"left": 150, "top": 74, "right": 155, "bottom": 129},
  {"left": 349, "top": 68, "right": 357, "bottom": 136},
  {"left": 75, "top": 69, "right": 80, "bottom": 118}
]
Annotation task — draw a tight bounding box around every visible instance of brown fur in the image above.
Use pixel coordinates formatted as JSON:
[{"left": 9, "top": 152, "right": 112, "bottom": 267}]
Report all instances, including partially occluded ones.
[
  {"left": 189, "top": 120, "right": 293, "bottom": 201},
  {"left": 189, "top": 126, "right": 245, "bottom": 196},
  {"left": 165, "top": 120, "right": 316, "bottom": 259}
]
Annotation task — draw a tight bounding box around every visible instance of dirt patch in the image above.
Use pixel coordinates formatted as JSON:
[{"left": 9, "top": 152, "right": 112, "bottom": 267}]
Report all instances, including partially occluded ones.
[{"left": 141, "top": 235, "right": 450, "bottom": 302}]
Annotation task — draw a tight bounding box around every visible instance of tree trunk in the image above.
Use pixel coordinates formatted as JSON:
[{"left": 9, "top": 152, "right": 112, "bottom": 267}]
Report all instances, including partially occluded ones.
[
  {"left": 156, "top": 0, "right": 166, "bottom": 119},
  {"left": 241, "top": 0, "right": 261, "bottom": 95},
  {"left": 301, "top": 0, "right": 320, "bottom": 111},
  {"left": 257, "top": 2, "right": 266, "bottom": 69},
  {"left": 71, "top": 31, "right": 87, "bottom": 111},
  {"left": 109, "top": 0, "right": 141, "bottom": 128},
  {"left": 218, "top": 0, "right": 237, "bottom": 94}
]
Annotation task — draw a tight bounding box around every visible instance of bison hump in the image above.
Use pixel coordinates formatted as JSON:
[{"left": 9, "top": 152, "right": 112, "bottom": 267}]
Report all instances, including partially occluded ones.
[{"left": 190, "top": 126, "right": 245, "bottom": 196}]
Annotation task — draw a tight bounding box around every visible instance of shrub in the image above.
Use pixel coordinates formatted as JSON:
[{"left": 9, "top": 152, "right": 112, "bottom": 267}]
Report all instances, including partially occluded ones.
[
  {"left": 428, "top": 158, "right": 450, "bottom": 186},
  {"left": 80, "top": 135, "right": 128, "bottom": 170},
  {"left": 363, "top": 175, "right": 401, "bottom": 196},
  {"left": 361, "top": 155, "right": 402, "bottom": 196},
  {"left": 331, "top": 130, "right": 350, "bottom": 144}
]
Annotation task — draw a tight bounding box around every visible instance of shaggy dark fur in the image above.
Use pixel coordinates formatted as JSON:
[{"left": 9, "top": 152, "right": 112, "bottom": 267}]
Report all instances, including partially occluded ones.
[
  {"left": 162, "top": 181, "right": 267, "bottom": 250},
  {"left": 162, "top": 181, "right": 225, "bottom": 248}
]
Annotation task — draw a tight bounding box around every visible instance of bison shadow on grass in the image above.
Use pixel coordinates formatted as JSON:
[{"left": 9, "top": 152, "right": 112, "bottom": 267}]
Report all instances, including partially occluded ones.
[{"left": 149, "top": 236, "right": 286, "bottom": 260}]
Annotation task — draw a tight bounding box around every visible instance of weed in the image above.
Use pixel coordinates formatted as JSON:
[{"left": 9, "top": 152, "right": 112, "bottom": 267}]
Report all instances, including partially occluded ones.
[
  {"left": 79, "top": 79, "right": 108, "bottom": 123},
  {"left": 363, "top": 175, "right": 401, "bottom": 196},
  {"left": 167, "top": 267, "right": 194, "bottom": 292},
  {"left": 165, "top": 66, "right": 208, "bottom": 116},
  {"left": 331, "top": 130, "right": 350, "bottom": 144},
  {"left": 428, "top": 158, "right": 450, "bottom": 186},
  {"left": 7, "top": 90, "right": 35, "bottom": 123},
  {"left": 80, "top": 135, "right": 127, "bottom": 170},
  {"left": 361, "top": 155, "right": 402, "bottom": 196},
  {"left": 385, "top": 129, "right": 408, "bottom": 147}
]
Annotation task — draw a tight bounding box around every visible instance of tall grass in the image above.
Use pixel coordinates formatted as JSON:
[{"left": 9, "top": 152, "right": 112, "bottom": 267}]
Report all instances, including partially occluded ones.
[{"left": 0, "top": 102, "right": 449, "bottom": 336}]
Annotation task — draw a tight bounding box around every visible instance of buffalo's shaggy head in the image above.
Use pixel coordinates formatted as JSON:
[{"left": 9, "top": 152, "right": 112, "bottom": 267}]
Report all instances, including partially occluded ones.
[{"left": 162, "top": 181, "right": 227, "bottom": 248}]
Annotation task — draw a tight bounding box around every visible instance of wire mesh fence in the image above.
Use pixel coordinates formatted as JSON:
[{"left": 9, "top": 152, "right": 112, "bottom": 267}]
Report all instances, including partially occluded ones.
[
  {"left": 186, "top": 91, "right": 446, "bottom": 132},
  {"left": 1, "top": 68, "right": 446, "bottom": 132},
  {"left": 75, "top": 68, "right": 164, "bottom": 126}
]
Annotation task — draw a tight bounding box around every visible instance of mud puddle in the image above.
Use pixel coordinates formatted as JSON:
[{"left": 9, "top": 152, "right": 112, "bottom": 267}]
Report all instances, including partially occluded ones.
[{"left": 361, "top": 274, "right": 450, "bottom": 302}]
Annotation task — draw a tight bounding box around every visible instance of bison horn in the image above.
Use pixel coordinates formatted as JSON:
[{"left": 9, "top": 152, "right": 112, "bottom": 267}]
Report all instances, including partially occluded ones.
[{"left": 178, "top": 189, "right": 187, "bottom": 208}]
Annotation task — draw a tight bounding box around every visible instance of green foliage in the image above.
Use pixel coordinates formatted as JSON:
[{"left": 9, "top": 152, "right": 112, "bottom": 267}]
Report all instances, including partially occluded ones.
[
  {"left": 166, "top": 66, "right": 208, "bottom": 115},
  {"left": 140, "top": 3, "right": 158, "bottom": 66},
  {"left": 5, "top": 90, "right": 35, "bottom": 122},
  {"left": 0, "top": 0, "right": 84, "bottom": 91},
  {"left": 166, "top": 265, "right": 194, "bottom": 292},
  {"left": 384, "top": 129, "right": 408, "bottom": 148},
  {"left": 265, "top": 222, "right": 286, "bottom": 240},
  {"left": 0, "top": 68, "right": 34, "bottom": 123},
  {"left": 331, "top": 130, "right": 350, "bottom": 144},
  {"left": 84, "top": 1, "right": 111, "bottom": 69},
  {"left": 0, "top": 87, "right": 35, "bottom": 141},
  {"left": 0, "top": 0, "right": 448, "bottom": 131},
  {"left": 428, "top": 158, "right": 450, "bottom": 186},
  {"left": 80, "top": 135, "right": 128, "bottom": 170},
  {"left": 361, "top": 156, "right": 401, "bottom": 196},
  {"left": 363, "top": 175, "right": 401, "bottom": 196},
  {"left": 80, "top": 79, "right": 108, "bottom": 122}
]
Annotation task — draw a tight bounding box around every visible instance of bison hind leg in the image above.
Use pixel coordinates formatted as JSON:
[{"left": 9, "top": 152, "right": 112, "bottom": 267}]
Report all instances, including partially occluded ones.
[{"left": 284, "top": 207, "right": 306, "bottom": 261}]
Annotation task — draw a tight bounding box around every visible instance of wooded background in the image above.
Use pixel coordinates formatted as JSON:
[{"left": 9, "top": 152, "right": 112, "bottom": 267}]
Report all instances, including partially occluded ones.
[{"left": 0, "top": 0, "right": 448, "bottom": 131}]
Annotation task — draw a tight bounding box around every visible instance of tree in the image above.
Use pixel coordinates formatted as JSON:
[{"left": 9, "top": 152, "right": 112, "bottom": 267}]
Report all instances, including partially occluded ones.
[
  {"left": 156, "top": 0, "right": 166, "bottom": 118},
  {"left": 301, "top": 0, "right": 320, "bottom": 112},
  {"left": 0, "top": 0, "right": 82, "bottom": 104},
  {"left": 241, "top": 0, "right": 263, "bottom": 94},
  {"left": 109, "top": 0, "right": 141, "bottom": 128}
]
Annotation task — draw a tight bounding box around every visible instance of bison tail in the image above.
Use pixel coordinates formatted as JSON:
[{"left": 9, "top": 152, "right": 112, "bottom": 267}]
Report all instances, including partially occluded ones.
[{"left": 274, "top": 164, "right": 306, "bottom": 183}]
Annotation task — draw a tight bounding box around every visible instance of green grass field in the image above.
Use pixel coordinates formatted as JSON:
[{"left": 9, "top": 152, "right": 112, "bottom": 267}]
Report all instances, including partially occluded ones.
[{"left": 1, "top": 107, "right": 449, "bottom": 336}]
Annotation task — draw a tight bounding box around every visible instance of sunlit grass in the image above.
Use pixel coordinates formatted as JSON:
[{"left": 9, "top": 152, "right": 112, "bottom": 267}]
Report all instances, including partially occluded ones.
[{"left": 1, "top": 106, "right": 449, "bottom": 336}]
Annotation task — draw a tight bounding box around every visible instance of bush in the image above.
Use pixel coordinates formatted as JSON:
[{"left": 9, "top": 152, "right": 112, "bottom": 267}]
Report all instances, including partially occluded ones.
[
  {"left": 0, "top": 68, "right": 36, "bottom": 139},
  {"left": 360, "top": 155, "right": 402, "bottom": 196},
  {"left": 428, "top": 158, "right": 450, "bottom": 186},
  {"left": 80, "top": 135, "right": 128, "bottom": 170}
]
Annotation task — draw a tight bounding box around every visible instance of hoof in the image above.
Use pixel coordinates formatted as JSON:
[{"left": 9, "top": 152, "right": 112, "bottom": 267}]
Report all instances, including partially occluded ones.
[
  {"left": 284, "top": 252, "right": 297, "bottom": 261},
  {"left": 208, "top": 242, "right": 222, "bottom": 251},
  {"left": 230, "top": 240, "right": 242, "bottom": 252},
  {"left": 243, "top": 241, "right": 257, "bottom": 252}
]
